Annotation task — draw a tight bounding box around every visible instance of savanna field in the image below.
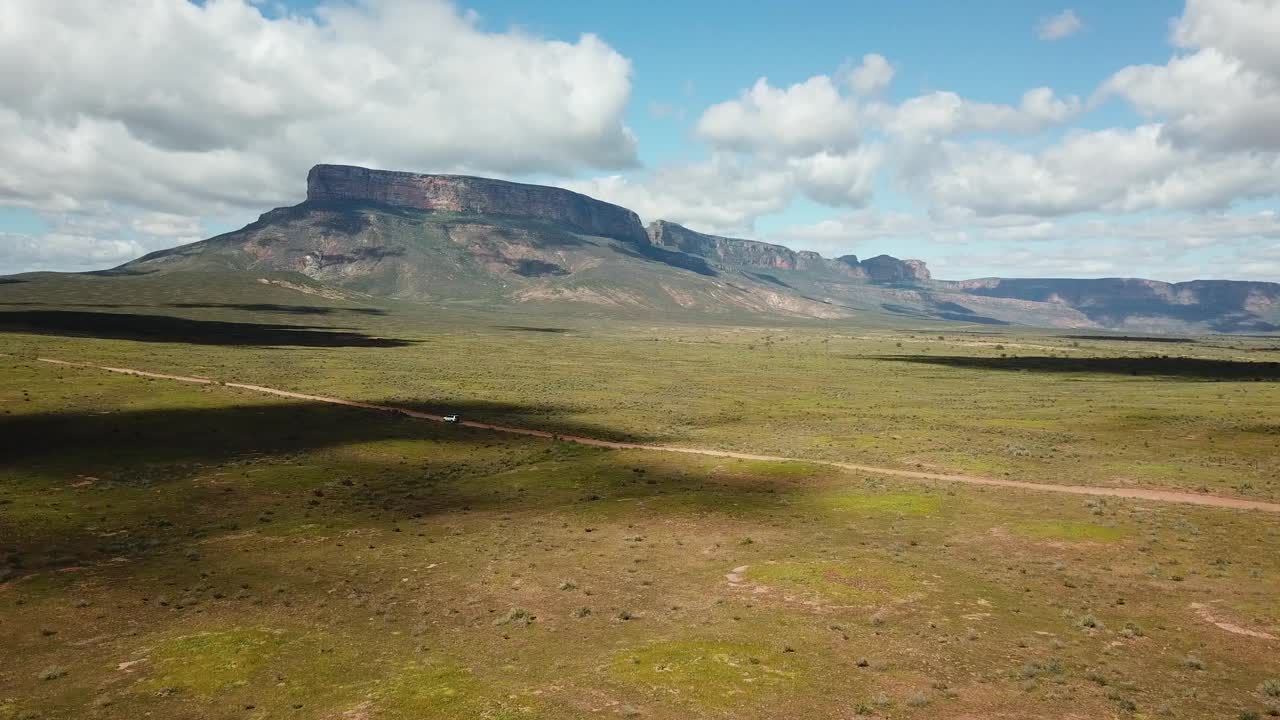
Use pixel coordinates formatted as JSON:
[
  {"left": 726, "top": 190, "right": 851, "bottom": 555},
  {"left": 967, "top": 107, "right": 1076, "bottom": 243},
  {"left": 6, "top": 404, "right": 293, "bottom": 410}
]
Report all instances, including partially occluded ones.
[{"left": 2, "top": 274, "right": 1279, "bottom": 719}]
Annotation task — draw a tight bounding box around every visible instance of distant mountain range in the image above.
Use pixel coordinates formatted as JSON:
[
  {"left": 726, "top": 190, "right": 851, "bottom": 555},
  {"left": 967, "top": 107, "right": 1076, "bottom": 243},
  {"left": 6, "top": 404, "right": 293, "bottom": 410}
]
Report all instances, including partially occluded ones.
[{"left": 108, "top": 164, "right": 1279, "bottom": 333}]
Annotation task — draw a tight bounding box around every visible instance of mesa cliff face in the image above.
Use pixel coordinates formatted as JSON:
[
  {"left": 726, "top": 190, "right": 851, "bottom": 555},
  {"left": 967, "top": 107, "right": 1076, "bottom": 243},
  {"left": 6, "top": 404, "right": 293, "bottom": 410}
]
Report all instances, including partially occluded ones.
[
  {"left": 946, "top": 277, "right": 1279, "bottom": 332},
  {"left": 647, "top": 220, "right": 820, "bottom": 271},
  {"left": 647, "top": 220, "right": 932, "bottom": 283},
  {"left": 306, "top": 164, "right": 649, "bottom": 245},
  {"left": 861, "top": 255, "right": 932, "bottom": 283},
  {"left": 108, "top": 164, "right": 1278, "bottom": 333}
]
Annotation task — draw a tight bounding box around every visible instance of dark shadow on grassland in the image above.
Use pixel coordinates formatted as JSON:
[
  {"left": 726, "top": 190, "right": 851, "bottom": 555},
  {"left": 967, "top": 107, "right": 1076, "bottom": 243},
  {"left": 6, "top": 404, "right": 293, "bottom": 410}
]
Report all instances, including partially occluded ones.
[
  {"left": 168, "top": 303, "right": 389, "bottom": 316},
  {"left": 878, "top": 354, "right": 1280, "bottom": 381},
  {"left": 0, "top": 310, "right": 412, "bottom": 347},
  {"left": 0, "top": 398, "right": 654, "bottom": 469},
  {"left": 0, "top": 399, "right": 794, "bottom": 579},
  {"left": 494, "top": 325, "right": 570, "bottom": 333},
  {"left": 0, "top": 278, "right": 25, "bottom": 284},
  {"left": 1064, "top": 334, "right": 1196, "bottom": 344},
  {"left": 0, "top": 302, "right": 143, "bottom": 308}
]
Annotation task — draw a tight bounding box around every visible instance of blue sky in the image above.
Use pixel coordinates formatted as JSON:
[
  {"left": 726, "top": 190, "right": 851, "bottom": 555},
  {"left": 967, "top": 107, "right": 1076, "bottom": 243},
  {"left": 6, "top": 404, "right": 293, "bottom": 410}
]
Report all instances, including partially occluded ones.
[{"left": 2, "top": 0, "right": 1278, "bottom": 280}]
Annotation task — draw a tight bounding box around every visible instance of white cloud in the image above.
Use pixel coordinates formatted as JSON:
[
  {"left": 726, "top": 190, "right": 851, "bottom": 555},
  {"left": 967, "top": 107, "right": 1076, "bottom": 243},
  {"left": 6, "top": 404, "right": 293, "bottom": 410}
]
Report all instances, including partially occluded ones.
[
  {"left": 1099, "top": 0, "right": 1280, "bottom": 152},
  {"left": 914, "top": 124, "right": 1280, "bottom": 217},
  {"left": 675, "top": 69, "right": 1080, "bottom": 219},
  {"left": 786, "top": 145, "right": 884, "bottom": 207},
  {"left": 769, "top": 208, "right": 932, "bottom": 249},
  {"left": 3, "top": 0, "right": 1280, "bottom": 282},
  {"left": 0, "top": 0, "right": 637, "bottom": 219},
  {"left": 881, "top": 87, "right": 1080, "bottom": 139},
  {"left": 695, "top": 75, "right": 861, "bottom": 155},
  {"left": 561, "top": 155, "right": 795, "bottom": 235},
  {"left": 1172, "top": 0, "right": 1280, "bottom": 79},
  {"left": 0, "top": 205, "right": 209, "bottom": 275},
  {"left": 0, "top": 232, "right": 147, "bottom": 275},
  {"left": 1036, "top": 9, "right": 1084, "bottom": 40},
  {"left": 847, "top": 54, "right": 895, "bottom": 95},
  {"left": 563, "top": 142, "right": 885, "bottom": 234},
  {"left": 775, "top": 209, "right": 1280, "bottom": 281}
]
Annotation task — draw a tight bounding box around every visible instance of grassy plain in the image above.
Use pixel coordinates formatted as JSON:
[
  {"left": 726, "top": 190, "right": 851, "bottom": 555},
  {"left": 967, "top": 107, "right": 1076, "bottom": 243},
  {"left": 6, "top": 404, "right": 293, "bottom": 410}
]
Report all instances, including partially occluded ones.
[{"left": 2, "top": 272, "right": 1279, "bottom": 719}]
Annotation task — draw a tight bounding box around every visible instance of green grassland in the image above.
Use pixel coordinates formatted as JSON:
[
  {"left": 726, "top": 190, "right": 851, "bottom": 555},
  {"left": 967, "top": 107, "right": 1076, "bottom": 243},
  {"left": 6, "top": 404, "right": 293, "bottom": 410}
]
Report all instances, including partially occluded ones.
[{"left": 2, "top": 273, "right": 1279, "bottom": 718}]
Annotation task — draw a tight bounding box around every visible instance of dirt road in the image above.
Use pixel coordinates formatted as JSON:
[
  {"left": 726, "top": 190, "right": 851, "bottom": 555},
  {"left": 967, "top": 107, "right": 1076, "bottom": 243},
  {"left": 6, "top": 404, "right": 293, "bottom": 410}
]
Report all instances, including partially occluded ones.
[{"left": 30, "top": 356, "right": 1280, "bottom": 514}]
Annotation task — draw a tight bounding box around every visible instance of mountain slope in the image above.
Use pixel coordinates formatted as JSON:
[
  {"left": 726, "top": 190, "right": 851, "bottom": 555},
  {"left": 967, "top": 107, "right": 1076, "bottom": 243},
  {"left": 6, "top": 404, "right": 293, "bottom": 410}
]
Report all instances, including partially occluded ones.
[
  {"left": 110, "top": 164, "right": 1279, "bottom": 333},
  {"left": 120, "top": 167, "right": 850, "bottom": 319},
  {"left": 946, "top": 278, "right": 1280, "bottom": 334}
]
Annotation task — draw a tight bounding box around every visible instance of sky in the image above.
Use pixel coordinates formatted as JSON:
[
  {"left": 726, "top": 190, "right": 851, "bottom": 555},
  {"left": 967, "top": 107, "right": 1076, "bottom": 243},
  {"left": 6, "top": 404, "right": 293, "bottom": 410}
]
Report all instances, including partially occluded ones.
[{"left": 1, "top": 0, "right": 1279, "bottom": 281}]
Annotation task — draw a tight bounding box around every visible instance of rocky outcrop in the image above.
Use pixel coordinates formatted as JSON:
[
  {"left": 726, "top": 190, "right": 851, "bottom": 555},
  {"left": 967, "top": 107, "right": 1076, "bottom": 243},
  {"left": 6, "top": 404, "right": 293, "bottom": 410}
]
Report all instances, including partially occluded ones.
[
  {"left": 648, "top": 220, "right": 817, "bottom": 270},
  {"left": 861, "top": 255, "right": 932, "bottom": 283},
  {"left": 647, "top": 220, "right": 929, "bottom": 282},
  {"left": 947, "top": 277, "right": 1280, "bottom": 333},
  {"left": 306, "top": 164, "right": 648, "bottom": 244},
  {"left": 110, "top": 164, "right": 1280, "bottom": 333}
]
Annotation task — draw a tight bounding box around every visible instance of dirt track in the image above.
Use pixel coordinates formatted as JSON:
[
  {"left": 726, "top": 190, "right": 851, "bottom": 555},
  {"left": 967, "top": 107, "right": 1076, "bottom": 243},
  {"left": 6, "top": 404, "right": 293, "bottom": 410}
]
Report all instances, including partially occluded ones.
[{"left": 31, "top": 356, "right": 1280, "bottom": 514}]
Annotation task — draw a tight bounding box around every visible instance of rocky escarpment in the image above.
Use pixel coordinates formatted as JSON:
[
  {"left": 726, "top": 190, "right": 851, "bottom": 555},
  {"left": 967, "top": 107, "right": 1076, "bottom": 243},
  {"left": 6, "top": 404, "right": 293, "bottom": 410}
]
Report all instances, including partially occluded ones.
[
  {"left": 648, "top": 220, "right": 824, "bottom": 271},
  {"left": 647, "top": 220, "right": 931, "bottom": 283},
  {"left": 861, "top": 255, "right": 932, "bottom": 283},
  {"left": 106, "top": 164, "right": 1278, "bottom": 333},
  {"left": 948, "top": 277, "right": 1279, "bottom": 332},
  {"left": 307, "top": 164, "right": 649, "bottom": 245}
]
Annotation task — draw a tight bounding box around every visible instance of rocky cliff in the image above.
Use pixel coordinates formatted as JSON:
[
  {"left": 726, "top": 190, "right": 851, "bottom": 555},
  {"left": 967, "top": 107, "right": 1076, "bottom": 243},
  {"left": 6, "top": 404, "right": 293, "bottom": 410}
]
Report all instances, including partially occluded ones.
[
  {"left": 647, "top": 220, "right": 820, "bottom": 271},
  {"left": 862, "top": 255, "right": 932, "bottom": 283},
  {"left": 646, "top": 220, "right": 933, "bottom": 283},
  {"left": 948, "top": 277, "right": 1279, "bottom": 332},
  {"left": 306, "top": 164, "right": 649, "bottom": 245},
  {"left": 105, "top": 165, "right": 1277, "bottom": 333}
]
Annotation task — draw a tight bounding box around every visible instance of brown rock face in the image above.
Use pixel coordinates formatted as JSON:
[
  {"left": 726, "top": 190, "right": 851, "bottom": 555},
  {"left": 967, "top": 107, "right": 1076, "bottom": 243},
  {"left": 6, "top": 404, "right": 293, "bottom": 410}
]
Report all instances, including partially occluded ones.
[
  {"left": 306, "top": 164, "right": 648, "bottom": 244},
  {"left": 648, "top": 220, "right": 929, "bottom": 282},
  {"left": 861, "top": 255, "right": 932, "bottom": 283},
  {"left": 648, "top": 220, "right": 810, "bottom": 270}
]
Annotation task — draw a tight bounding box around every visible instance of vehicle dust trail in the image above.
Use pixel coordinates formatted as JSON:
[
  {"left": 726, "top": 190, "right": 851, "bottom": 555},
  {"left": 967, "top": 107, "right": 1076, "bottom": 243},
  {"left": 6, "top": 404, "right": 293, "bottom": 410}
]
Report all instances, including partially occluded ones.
[{"left": 31, "top": 356, "right": 1280, "bottom": 514}]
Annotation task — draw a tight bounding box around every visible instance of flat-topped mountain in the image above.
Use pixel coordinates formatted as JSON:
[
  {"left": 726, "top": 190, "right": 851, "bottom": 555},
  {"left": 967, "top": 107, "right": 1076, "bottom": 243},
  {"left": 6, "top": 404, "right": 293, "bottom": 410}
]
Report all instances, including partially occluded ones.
[
  {"left": 103, "top": 164, "right": 1278, "bottom": 333},
  {"left": 307, "top": 164, "right": 649, "bottom": 245}
]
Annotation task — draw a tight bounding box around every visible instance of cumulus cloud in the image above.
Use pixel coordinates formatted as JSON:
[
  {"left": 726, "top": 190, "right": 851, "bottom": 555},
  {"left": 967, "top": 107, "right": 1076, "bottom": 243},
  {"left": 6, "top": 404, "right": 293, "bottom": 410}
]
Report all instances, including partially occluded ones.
[
  {"left": 1098, "top": 0, "right": 1280, "bottom": 152},
  {"left": 561, "top": 155, "right": 796, "bottom": 234},
  {"left": 881, "top": 87, "right": 1080, "bottom": 140},
  {"left": 915, "top": 125, "right": 1280, "bottom": 217},
  {"left": 768, "top": 208, "right": 935, "bottom": 251},
  {"left": 563, "top": 142, "right": 886, "bottom": 234},
  {"left": 786, "top": 146, "right": 885, "bottom": 207},
  {"left": 773, "top": 209, "right": 1280, "bottom": 281},
  {"left": 663, "top": 68, "right": 1078, "bottom": 222},
  {"left": 0, "top": 233, "right": 147, "bottom": 275},
  {"left": 3, "top": 0, "right": 1279, "bottom": 282},
  {"left": 0, "top": 205, "right": 207, "bottom": 275},
  {"left": 695, "top": 75, "right": 861, "bottom": 155},
  {"left": 1036, "top": 9, "right": 1084, "bottom": 40},
  {"left": 0, "top": 0, "right": 637, "bottom": 271},
  {"left": 847, "top": 54, "right": 895, "bottom": 95}
]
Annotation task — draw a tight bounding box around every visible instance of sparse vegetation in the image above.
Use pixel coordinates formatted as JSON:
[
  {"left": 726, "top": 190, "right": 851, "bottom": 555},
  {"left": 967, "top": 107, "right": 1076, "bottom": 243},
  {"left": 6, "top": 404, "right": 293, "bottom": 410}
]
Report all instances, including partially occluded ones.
[{"left": 1, "top": 278, "right": 1278, "bottom": 719}]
